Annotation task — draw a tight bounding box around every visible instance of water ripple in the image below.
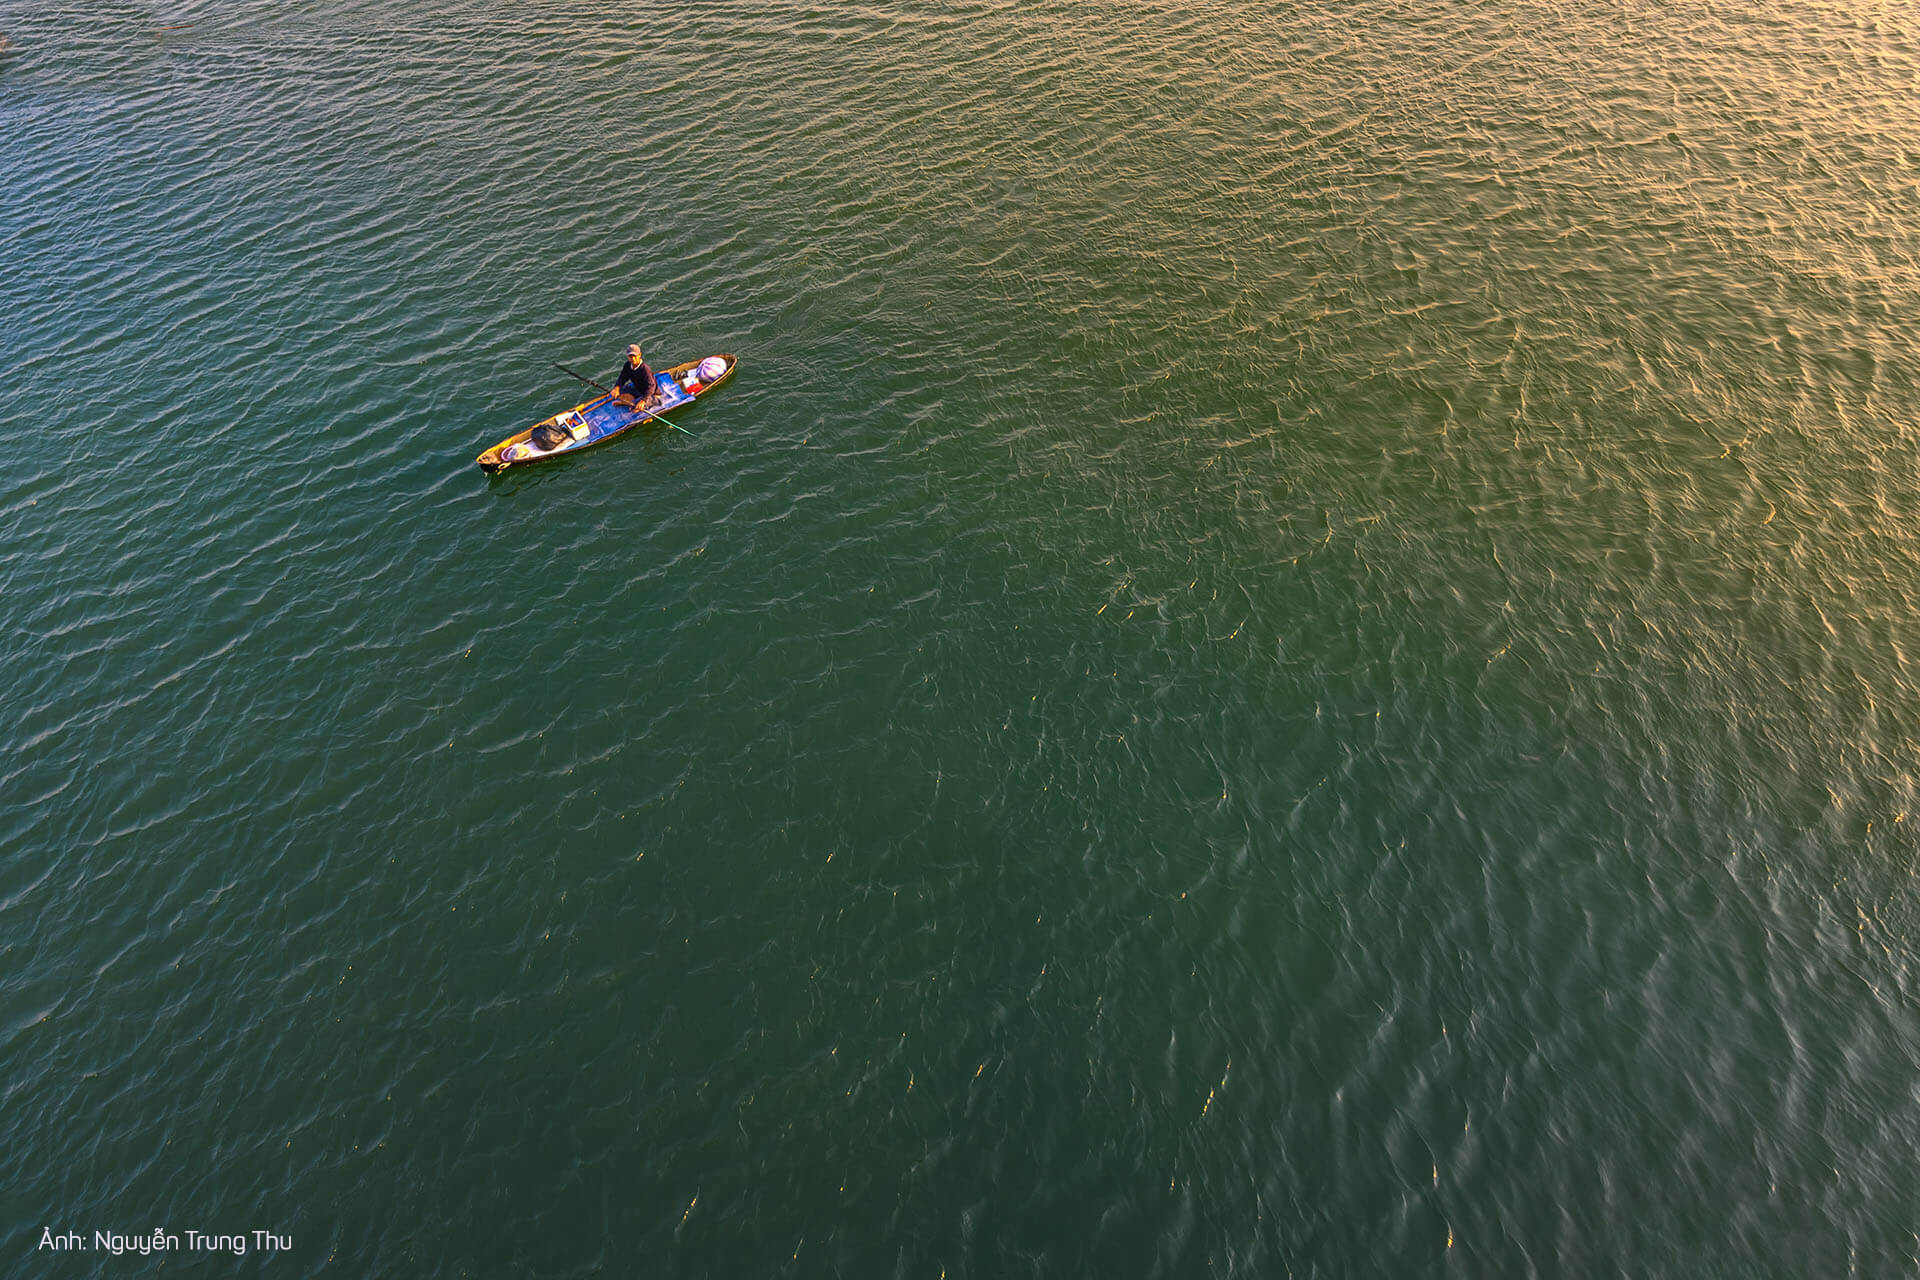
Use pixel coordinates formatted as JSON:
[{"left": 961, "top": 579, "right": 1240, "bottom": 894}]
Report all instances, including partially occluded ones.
[{"left": 4, "top": 0, "right": 1920, "bottom": 1274}]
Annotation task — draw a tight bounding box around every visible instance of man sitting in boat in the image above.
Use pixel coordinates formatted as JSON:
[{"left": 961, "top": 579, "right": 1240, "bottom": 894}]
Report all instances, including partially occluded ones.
[{"left": 613, "top": 344, "right": 659, "bottom": 410}]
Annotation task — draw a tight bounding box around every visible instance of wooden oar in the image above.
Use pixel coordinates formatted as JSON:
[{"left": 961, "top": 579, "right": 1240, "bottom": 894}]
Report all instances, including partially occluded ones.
[{"left": 550, "top": 362, "right": 695, "bottom": 438}]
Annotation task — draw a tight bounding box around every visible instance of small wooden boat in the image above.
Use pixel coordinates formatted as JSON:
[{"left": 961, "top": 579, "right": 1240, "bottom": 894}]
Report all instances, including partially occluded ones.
[{"left": 476, "top": 354, "right": 736, "bottom": 472}]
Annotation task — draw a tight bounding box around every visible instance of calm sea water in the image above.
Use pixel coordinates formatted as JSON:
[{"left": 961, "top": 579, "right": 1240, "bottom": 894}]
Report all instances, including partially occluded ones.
[{"left": 4, "top": 0, "right": 1918, "bottom": 1274}]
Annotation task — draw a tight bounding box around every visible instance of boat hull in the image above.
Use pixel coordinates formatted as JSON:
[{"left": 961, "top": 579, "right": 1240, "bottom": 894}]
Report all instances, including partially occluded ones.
[{"left": 476, "top": 354, "right": 736, "bottom": 472}]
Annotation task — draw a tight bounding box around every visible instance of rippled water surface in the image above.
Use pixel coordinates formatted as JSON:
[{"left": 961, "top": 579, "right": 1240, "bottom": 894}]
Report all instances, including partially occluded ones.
[{"left": 5, "top": 0, "right": 1919, "bottom": 1274}]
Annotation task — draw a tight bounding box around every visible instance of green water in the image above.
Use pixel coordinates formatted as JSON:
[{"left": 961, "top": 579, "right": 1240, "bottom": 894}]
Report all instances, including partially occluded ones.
[{"left": 4, "top": 0, "right": 1918, "bottom": 1274}]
